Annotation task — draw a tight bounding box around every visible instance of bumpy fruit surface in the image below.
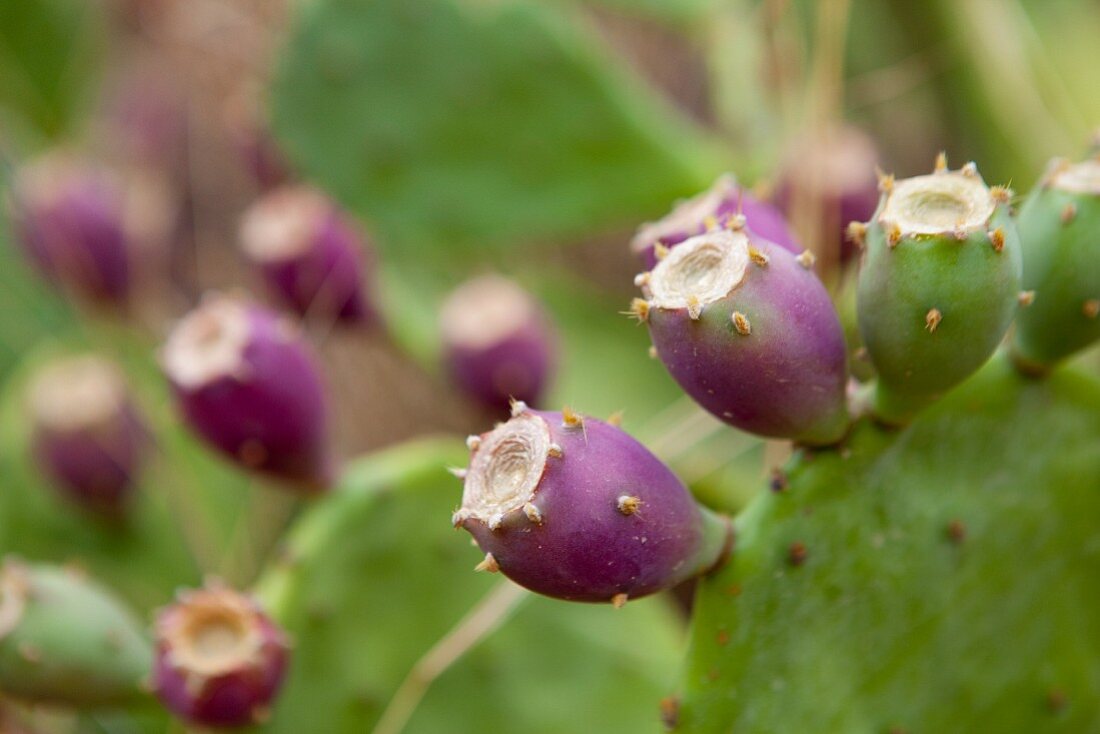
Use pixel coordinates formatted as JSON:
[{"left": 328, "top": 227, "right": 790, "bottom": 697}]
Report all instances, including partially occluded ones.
[
  {"left": 440, "top": 275, "right": 557, "bottom": 414},
  {"left": 856, "top": 158, "right": 1021, "bottom": 423},
  {"left": 26, "top": 354, "right": 148, "bottom": 519},
  {"left": 154, "top": 582, "right": 289, "bottom": 728},
  {"left": 636, "top": 227, "right": 849, "bottom": 445},
  {"left": 240, "top": 185, "right": 377, "bottom": 325},
  {"left": 631, "top": 174, "right": 801, "bottom": 269},
  {"left": 1012, "top": 157, "right": 1100, "bottom": 371},
  {"left": 161, "top": 295, "right": 332, "bottom": 488},
  {"left": 454, "top": 405, "right": 731, "bottom": 603}
]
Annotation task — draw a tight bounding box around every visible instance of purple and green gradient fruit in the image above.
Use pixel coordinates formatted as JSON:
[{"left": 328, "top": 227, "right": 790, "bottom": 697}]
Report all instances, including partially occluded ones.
[
  {"left": 26, "top": 355, "right": 148, "bottom": 520},
  {"left": 453, "top": 405, "right": 732, "bottom": 604},
  {"left": 855, "top": 156, "right": 1021, "bottom": 423},
  {"left": 633, "top": 226, "right": 849, "bottom": 445},
  {"left": 240, "top": 185, "right": 377, "bottom": 325},
  {"left": 440, "top": 275, "right": 557, "bottom": 414},
  {"left": 1012, "top": 156, "right": 1100, "bottom": 372},
  {"left": 153, "top": 582, "right": 289, "bottom": 728},
  {"left": 161, "top": 295, "right": 332, "bottom": 489},
  {"left": 631, "top": 174, "right": 802, "bottom": 269}
]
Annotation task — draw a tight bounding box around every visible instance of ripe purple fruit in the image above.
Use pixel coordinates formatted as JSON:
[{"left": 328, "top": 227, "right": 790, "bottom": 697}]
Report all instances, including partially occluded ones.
[
  {"left": 453, "top": 405, "right": 732, "bottom": 603},
  {"left": 26, "top": 355, "right": 148, "bottom": 520},
  {"left": 240, "top": 186, "right": 377, "bottom": 325},
  {"left": 161, "top": 295, "right": 332, "bottom": 489},
  {"left": 153, "top": 582, "right": 289, "bottom": 728},
  {"left": 635, "top": 227, "right": 849, "bottom": 445},
  {"left": 440, "top": 275, "right": 557, "bottom": 414},
  {"left": 631, "top": 174, "right": 801, "bottom": 269}
]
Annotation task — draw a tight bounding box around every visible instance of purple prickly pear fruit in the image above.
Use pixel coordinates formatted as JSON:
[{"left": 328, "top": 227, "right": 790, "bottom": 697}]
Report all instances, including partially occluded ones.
[
  {"left": 153, "top": 582, "right": 289, "bottom": 728},
  {"left": 453, "top": 405, "right": 732, "bottom": 603},
  {"left": 631, "top": 174, "right": 801, "bottom": 269},
  {"left": 440, "top": 275, "right": 557, "bottom": 414},
  {"left": 161, "top": 295, "right": 333, "bottom": 489},
  {"left": 774, "top": 126, "right": 880, "bottom": 264},
  {"left": 635, "top": 227, "right": 849, "bottom": 445},
  {"left": 26, "top": 355, "right": 148, "bottom": 520},
  {"left": 9, "top": 156, "right": 135, "bottom": 305},
  {"left": 240, "top": 186, "right": 377, "bottom": 325}
]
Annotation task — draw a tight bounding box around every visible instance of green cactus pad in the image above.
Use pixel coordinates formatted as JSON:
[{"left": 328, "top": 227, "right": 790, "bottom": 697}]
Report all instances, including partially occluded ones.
[
  {"left": 857, "top": 166, "right": 1021, "bottom": 423},
  {"left": 676, "top": 355, "right": 1100, "bottom": 732},
  {"left": 254, "top": 439, "right": 683, "bottom": 734},
  {"left": 1013, "top": 158, "right": 1100, "bottom": 370},
  {"left": 0, "top": 559, "right": 152, "bottom": 707}
]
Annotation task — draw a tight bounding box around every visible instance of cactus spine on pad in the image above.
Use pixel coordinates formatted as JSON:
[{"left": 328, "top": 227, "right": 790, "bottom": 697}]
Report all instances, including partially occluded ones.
[
  {"left": 636, "top": 226, "right": 850, "bottom": 445},
  {"left": 0, "top": 558, "right": 152, "bottom": 707},
  {"left": 1012, "top": 157, "right": 1100, "bottom": 372},
  {"left": 856, "top": 157, "right": 1021, "bottom": 424},
  {"left": 453, "top": 404, "right": 732, "bottom": 603}
]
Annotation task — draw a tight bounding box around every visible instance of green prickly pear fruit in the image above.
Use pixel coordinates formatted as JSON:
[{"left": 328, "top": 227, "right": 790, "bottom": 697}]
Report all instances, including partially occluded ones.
[
  {"left": 0, "top": 558, "right": 152, "bottom": 707},
  {"left": 855, "top": 155, "right": 1021, "bottom": 424},
  {"left": 1012, "top": 157, "right": 1100, "bottom": 372}
]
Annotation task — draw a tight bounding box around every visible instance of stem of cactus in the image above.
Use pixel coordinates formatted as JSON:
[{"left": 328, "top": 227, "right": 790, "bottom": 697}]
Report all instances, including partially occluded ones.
[
  {"left": 856, "top": 157, "right": 1021, "bottom": 424},
  {"left": 453, "top": 405, "right": 732, "bottom": 604}
]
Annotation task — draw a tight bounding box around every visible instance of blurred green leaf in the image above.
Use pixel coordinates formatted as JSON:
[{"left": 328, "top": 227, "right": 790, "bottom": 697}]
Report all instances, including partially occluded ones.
[{"left": 272, "top": 0, "right": 722, "bottom": 258}]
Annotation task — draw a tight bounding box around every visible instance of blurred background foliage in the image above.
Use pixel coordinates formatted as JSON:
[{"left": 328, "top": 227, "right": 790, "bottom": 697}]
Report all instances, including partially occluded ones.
[{"left": 0, "top": 0, "right": 1096, "bottom": 730}]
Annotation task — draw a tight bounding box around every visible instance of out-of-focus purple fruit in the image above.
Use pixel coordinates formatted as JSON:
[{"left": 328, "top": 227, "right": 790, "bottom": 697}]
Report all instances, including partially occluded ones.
[
  {"left": 240, "top": 186, "right": 377, "bottom": 325},
  {"left": 153, "top": 582, "right": 289, "bottom": 728},
  {"left": 631, "top": 174, "right": 801, "bottom": 269},
  {"left": 26, "top": 355, "right": 148, "bottom": 520},
  {"left": 454, "top": 405, "right": 732, "bottom": 604},
  {"left": 9, "top": 155, "right": 174, "bottom": 306},
  {"left": 161, "top": 295, "right": 332, "bottom": 489},
  {"left": 774, "top": 127, "right": 880, "bottom": 264},
  {"left": 440, "top": 275, "right": 557, "bottom": 414}
]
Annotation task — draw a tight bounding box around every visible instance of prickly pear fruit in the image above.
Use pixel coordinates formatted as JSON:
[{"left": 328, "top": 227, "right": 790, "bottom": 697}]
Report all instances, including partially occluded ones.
[
  {"left": 26, "top": 354, "right": 148, "bottom": 520},
  {"left": 240, "top": 186, "right": 377, "bottom": 325},
  {"left": 635, "top": 227, "right": 849, "bottom": 445},
  {"left": 8, "top": 155, "right": 137, "bottom": 305},
  {"left": 161, "top": 295, "right": 332, "bottom": 489},
  {"left": 1012, "top": 157, "right": 1100, "bottom": 372},
  {"left": 453, "top": 404, "right": 732, "bottom": 603},
  {"left": 0, "top": 558, "right": 152, "bottom": 707},
  {"left": 774, "top": 126, "right": 880, "bottom": 263},
  {"left": 153, "top": 582, "right": 289, "bottom": 728},
  {"left": 440, "top": 275, "right": 557, "bottom": 414},
  {"left": 631, "top": 174, "right": 802, "bottom": 269},
  {"left": 856, "top": 157, "right": 1021, "bottom": 424}
]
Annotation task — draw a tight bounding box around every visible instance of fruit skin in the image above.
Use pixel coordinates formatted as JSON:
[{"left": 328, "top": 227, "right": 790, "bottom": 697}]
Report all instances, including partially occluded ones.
[
  {"left": 631, "top": 174, "right": 802, "bottom": 269},
  {"left": 440, "top": 275, "right": 557, "bottom": 414},
  {"left": 162, "top": 296, "right": 332, "bottom": 488},
  {"left": 0, "top": 558, "right": 152, "bottom": 708},
  {"left": 9, "top": 156, "right": 134, "bottom": 305},
  {"left": 456, "top": 408, "right": 732, "bottom": 603},
  {"left": 153, "top": 583, "right": 290, "bottom": 728},
  {"left": 1011, "top": 159, "right": 1100, "bottom": 371},
  {"left": 856, "top": 167, "right": 1021, "bottom": 424},
  {"left": 643, "top": 231, "right": 850, "bottom": 445},
  {"left": 240, "top": 186, "right": 377, "bottom": 326}
]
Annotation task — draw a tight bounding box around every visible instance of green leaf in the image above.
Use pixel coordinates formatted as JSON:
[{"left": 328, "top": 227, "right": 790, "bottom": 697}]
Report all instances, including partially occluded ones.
[
  {"left": 255, "top": 438, "right": 684, "bottom": 733},
  {"left": 678, "top": 355, "right": 1100, "bottom": 732},
  {"left": 271, "top": 0, "right": 720, "bottom": 258}
]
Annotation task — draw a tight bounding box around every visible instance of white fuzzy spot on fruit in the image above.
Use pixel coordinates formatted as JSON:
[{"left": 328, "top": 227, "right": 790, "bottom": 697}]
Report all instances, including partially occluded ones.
[
  {"left": 240, "top": 186, "right": 329, "bottom": 262},
  {"left": 631, "top": 174, "right": 738, "bottom": 254},
  {"left": 1052, "top": 159, "right": 1100, "bottom": 195},
  {"left": 440, "top": 275, "right": 536, "bottom": 350},
  {"left": 880, "top": 171, "right": 995, "bottom": 238},
  {"left": 648, "top": 230, "right": 750, "bottom": 312},
  {"left": 460, "top": 412, "right": 550, "bottom": 527},
  {"left": 27, "top": 355, "right": 127, "bottom": 432},
  {"left": 162, "top": 296, "right": 252, "bottom": 389}
]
